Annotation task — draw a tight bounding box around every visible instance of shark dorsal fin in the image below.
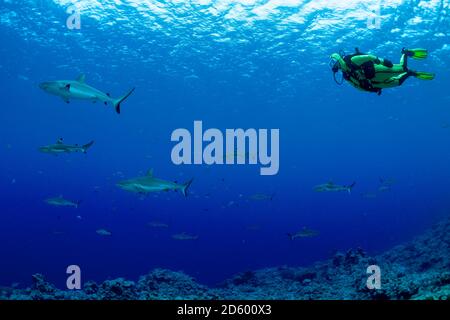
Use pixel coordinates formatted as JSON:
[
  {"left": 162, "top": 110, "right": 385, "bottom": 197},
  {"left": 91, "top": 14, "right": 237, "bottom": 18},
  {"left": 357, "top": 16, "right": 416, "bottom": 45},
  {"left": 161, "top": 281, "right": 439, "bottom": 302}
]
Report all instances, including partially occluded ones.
[
  {"left": 77, "top": 74, "right": 86, "bottom": 83},
  {"left": 56, "top": 138, "right": 63, "bottom": 144},
  {"left": 327, "top": 180, "right": 334, "bottom": 185},
  {"left": 147, "top": 169, "right": 154, "bottom": 177}
]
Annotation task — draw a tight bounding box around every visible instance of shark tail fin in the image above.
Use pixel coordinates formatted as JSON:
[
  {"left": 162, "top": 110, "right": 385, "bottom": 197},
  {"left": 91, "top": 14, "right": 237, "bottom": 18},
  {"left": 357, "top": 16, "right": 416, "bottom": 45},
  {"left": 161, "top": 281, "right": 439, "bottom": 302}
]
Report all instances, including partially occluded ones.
[
  {"left": 75, "top": 200, "right": 82, "bottom": 209},
  {"left": 82, "top": 141, "right": 95, "bottom": 153},
  {"left": 181, "top": 179, "right": 194, "bottom": 197},
  {"left": 347, "top": 182, "right": 356, "bottom": 194},
  {"left": 113, "top": 88, "right": 135, "bottom": 114}
]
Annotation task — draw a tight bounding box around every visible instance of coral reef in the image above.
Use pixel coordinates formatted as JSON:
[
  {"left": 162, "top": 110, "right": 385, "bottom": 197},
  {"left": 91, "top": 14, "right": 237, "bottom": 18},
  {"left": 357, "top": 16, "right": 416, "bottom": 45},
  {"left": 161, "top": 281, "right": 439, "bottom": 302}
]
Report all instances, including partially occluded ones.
[{"left": 1, "top": 217, "right": 448, "bottom": 300}]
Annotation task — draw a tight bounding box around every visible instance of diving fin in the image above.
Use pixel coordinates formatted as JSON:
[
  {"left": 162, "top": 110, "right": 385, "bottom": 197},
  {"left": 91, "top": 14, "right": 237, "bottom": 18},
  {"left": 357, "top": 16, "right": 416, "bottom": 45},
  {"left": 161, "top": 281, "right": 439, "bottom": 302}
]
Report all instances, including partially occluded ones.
[
  {"left": 403, "top": 48, "right": 428, "bottom": 60},
  {"left": 414, "top": 71, "right": 435, "bottom": 80}
]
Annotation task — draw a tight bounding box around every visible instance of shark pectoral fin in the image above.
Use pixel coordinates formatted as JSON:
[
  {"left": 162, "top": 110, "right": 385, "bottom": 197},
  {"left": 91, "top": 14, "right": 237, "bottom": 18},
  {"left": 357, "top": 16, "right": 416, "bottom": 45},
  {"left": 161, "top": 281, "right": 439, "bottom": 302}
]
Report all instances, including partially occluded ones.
[{"left": 61, "top": 97, "right": 70, "bottom": 103}]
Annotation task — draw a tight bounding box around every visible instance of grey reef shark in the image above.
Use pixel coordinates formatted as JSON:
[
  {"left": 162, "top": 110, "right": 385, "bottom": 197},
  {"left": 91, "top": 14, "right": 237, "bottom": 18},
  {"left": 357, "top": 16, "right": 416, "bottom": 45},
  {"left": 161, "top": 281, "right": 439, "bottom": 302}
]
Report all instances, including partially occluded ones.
[
  {"left": 117, "top": 169, "right": 194, "bottom": 197},
  {"left": 38, "top": 138, "right": 94, "bottom": 155},
  {"left": 39, "top": 74, "right": 135, "bottom": 114}
]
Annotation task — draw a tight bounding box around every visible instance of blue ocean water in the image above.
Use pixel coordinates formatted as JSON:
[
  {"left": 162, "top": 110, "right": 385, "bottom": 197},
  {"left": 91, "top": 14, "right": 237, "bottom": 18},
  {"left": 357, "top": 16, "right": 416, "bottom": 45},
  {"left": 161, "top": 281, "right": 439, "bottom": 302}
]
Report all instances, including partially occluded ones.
[{"left": 0, "top": 0, "right": 449, "bottom": 289}]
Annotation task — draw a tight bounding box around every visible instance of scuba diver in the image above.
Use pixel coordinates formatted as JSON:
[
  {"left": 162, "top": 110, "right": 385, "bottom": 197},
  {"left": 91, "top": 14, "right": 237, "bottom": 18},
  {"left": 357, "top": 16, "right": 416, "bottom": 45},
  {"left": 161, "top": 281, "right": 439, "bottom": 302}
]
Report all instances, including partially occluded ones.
[{"left": 329, "top": 48, "right": 435, "bottom": 95}]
